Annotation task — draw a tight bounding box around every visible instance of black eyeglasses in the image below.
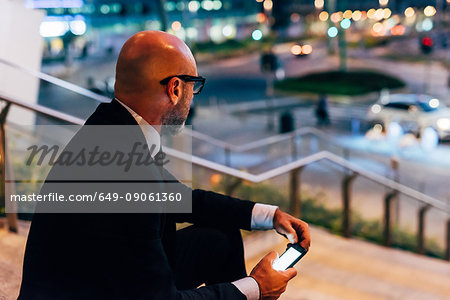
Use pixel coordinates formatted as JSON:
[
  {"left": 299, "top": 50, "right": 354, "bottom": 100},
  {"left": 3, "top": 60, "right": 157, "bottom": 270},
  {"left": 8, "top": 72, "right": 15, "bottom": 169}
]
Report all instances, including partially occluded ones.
[{"left": 160, "top": 75, "right": 206, "bottom": 95}]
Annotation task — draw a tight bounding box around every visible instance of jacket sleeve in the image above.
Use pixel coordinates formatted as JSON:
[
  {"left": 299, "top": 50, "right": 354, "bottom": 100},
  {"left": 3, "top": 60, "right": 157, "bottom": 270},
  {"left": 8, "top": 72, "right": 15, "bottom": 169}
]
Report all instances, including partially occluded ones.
[
  {"left": 160, "top": 167, "right": 255, "bottom": 230},
  {"left": 176, "top": 189, "right": 255, "bottom": 230}
]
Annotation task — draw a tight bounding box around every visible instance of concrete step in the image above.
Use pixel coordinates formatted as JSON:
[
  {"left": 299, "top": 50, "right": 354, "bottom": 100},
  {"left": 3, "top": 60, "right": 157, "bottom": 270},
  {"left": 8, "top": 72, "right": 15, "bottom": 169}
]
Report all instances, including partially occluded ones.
[
  {"left": 244, "top": 227, "right": 450, "bottom": 300},
  {"left": 1, "top": 221, "right": 449, "bottom": 300}
]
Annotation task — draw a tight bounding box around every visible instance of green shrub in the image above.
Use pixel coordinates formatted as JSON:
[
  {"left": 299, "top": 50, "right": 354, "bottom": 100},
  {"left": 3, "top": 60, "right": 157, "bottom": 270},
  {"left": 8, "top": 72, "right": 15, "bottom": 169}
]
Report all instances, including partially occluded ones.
[{"left": 275, "top": 70, "right": 405, "bottom": 95}]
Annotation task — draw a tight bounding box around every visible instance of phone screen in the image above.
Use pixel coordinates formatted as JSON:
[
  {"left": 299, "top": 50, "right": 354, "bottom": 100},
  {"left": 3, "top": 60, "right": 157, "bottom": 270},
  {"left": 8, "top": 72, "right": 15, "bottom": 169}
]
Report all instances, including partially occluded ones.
[{"left": 272, "top": 246, "right": 304, "bottom": 271}]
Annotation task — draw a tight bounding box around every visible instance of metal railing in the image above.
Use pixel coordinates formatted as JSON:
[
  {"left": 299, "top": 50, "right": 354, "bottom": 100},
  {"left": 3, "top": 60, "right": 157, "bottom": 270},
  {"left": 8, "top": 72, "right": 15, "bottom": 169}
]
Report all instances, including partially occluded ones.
[
  {"left": 185, "top": 126, "right": 330, "bottom": 166},
  {"left": 1, "top": 93, "right": 449, "bottom": 260}
]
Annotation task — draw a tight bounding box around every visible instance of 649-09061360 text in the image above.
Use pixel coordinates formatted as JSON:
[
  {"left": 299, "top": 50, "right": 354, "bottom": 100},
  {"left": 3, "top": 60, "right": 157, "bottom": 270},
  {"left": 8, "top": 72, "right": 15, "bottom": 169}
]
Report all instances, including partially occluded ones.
[{"left": 9, "top": 192, "right": 183, "bottom": 203}]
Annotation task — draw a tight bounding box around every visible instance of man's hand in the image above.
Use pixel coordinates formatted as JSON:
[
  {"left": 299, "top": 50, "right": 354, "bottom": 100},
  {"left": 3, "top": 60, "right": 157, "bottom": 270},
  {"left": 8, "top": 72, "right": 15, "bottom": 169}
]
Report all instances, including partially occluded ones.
[
  {"left": 273, "top": 209, "right": 310, "bottom": 250},
  {"left": 250, "top": 251, "right": 297, "bottom": 300}
]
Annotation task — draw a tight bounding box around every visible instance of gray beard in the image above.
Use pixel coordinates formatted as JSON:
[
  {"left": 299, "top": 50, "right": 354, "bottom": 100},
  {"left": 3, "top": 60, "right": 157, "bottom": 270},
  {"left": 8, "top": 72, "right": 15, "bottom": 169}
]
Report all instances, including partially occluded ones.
[
  {"left": 161, "top": 110, "right": 186, "bottom": 136},
  {"left": 161, "top": 122, "right": 185, "bottom": 136}
]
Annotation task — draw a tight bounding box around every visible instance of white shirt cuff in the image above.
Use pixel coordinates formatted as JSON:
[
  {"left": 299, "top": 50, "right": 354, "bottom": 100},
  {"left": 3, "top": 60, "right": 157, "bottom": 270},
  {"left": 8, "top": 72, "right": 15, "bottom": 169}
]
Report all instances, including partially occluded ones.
[
  {"left": 232, "top": 277, "right": 260, "bottom": 300},
  {"left": 251, "top": 203, "right": 278, "bottom": 230}
]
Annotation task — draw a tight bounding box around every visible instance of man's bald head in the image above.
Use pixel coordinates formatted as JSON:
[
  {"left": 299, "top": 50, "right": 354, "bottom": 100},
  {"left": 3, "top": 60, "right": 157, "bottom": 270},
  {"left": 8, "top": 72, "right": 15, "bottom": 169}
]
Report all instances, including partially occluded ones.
[
  {"left": 115, "top": 31, "right": 196, "bottom": 99},
  {"left": 114, "top": 31, "right": 197, "bottom": 128}
]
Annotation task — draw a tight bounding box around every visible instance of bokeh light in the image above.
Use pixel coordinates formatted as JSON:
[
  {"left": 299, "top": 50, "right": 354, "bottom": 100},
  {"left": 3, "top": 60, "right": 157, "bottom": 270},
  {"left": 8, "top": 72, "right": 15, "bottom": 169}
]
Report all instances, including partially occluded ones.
[
  {"left": 263, "top": 0, "right": 273, "bottom": 11},
  {"left": 328, "top": 26, "right": 338, "bottom": 37},
  {"left": 302, "top": 44, "right": 312, "bottom": 55},
  {"left": 352, "top": 10, "right": 362, "bottom": 21},
  {"left": 421, "top": 18, "right": 434, "bottom": 31},
  {"left": 70, "top": 19, "right": 86, "bottom": 35},
  {"left": 290, "top": 13, "right": 301, "bottom": 23},
  {"left": 319, "top": 11, "right": 329, "bottom": 22},
  {"left": 340, "top": 19, "right": 351, "bottom": 29},
  {"left": 171, "top": 21, "right": 182, "bottom": 31},
  {"left": 374, "top": 8, "right": 384, "bottom": 20},
  {"left": 222, "top": 25, "right": 233, "bottom": 37},
  {"left": 424, "top": 6, "right": 436, "bottom": 17},
  {"left": 404, "top": 7, "right": 415, "bottom": 18},
  {"left": 372, "top": 22, "right": 384, "bottom": 33},
  {"left": 330, "top": 12, "right": 343, "bottom": 23},
  {"left": 252, "top": 29, "right": 263, "bottom": 40},
  {"left": 429, "top": 98, "right": 440, "bottom": 108},
  {"left": 290, "top": 45, "right": 302, "bottom": 55},
  {"left": 390, "top": 24, "right": 405, "bottom": 35},
  {"left": 188, "top": 1, "right": 200, "bottom": 12},
  {"left": 314, "top": 0, "right": 324, "bottom": 9},
  {"left": 256, "top": 12, "right": 266, "bottom": 23},
  {"left": 367, "top": 9, "right": 376, "bottom": 19},
  {"left": 343, "top": 10, "right": 352, "bottom": 19}
]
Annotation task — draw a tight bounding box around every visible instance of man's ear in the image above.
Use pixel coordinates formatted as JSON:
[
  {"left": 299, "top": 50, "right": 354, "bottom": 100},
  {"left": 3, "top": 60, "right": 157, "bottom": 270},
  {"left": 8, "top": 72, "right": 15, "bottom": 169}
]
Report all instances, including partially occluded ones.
[{"left": 167, "top": 77, "right": 182, "bottom": 105}]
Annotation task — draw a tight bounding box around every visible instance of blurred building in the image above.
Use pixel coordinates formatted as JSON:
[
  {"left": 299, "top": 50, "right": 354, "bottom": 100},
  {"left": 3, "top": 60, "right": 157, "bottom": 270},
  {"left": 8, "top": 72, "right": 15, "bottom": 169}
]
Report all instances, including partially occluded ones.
[
  {"left": 26, "top": 0, "right": 263, "bottom": 60},
  {"left": 25, "top": 0, "right": 447, "bottom": 61}
]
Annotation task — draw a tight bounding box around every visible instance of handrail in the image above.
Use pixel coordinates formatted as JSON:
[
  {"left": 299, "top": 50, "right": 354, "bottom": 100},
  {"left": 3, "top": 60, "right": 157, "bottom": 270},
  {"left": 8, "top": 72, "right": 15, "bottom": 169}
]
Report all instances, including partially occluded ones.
[
  {"left": 1, "top": 93, "right": 449, "bottom": 215},
  {"left": 185, "top": 126, "right": 329, "bottom": 152},
  {"left": 0, "top": 92, "right": 85, "bottom": 125},
  {"left": 0, "top": 57, "right": 110, "bottom": 103}
]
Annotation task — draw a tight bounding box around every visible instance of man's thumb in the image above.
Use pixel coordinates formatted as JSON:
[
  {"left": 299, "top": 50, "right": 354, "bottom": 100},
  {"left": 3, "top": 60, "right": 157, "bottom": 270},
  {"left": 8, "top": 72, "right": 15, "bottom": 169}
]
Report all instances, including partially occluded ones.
[
  {"left": 264, "top": 251, "right": 278, "bottom": 263},
  {"left": 283, "top": 267, "right": 298, "bottom": 280}
]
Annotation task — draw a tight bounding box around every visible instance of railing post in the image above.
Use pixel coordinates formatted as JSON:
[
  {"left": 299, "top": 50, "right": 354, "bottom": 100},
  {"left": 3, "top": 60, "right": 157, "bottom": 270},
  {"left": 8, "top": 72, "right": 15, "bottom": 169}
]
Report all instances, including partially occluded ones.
[
  {"left": 343, "top": 148, "right": 350, "bottom": 161},
  {"left": 417, "top": 205, "right": 430, "bottom": 255},
  {"left": 0, "top": 102, "right": 17, "bottom": 233},
  {"left": 290, "top": 133, "right": 297, "bottom": 161},
  {"left": 341, "top": 172, "right": 357, "bottom": 238},
  {"left": 224, "top": 146, "right": 231, "bottom": 167},
  {"left": 383, "top": 191, "right": 397, "bottom": 247},
  {"left": 224, "top": 177, "right": 242, "bottom": 196},
  {"left": 289, "top": 167, "right": 304, "bottom": 218},
  {"left": 445, "top": 219, "right": 450, "bottom": 261}
]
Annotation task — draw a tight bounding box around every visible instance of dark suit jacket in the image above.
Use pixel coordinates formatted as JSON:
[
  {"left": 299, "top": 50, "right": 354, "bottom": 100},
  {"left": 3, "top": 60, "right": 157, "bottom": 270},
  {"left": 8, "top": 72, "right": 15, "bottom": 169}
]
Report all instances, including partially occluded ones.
[{"left": 18, "top": 99, "right": 255, "bottom": 299}]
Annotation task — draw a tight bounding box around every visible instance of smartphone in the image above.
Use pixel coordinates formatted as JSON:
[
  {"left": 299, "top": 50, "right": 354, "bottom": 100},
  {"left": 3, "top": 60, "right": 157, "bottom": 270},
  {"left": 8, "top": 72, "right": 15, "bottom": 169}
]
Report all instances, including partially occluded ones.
[{"left": 272, "top": 244, "right": 307, "bottom": 271}]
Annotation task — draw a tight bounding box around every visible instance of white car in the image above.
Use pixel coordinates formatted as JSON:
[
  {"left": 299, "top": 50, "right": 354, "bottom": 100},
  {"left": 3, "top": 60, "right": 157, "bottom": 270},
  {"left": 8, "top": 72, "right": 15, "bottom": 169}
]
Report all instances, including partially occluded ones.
[{"left": 367, "top": 94, "right": 450, "bottom": 140}]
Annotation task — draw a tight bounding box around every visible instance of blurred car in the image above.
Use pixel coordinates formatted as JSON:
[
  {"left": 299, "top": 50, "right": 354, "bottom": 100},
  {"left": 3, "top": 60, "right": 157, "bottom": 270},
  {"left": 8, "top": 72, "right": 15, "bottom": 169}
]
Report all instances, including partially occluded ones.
[
  {"left": 367, "top": 94, "right": 450, "bottom": 141},
  {"left": 290, "top": 43, "right": 312, "bottom": 58}
]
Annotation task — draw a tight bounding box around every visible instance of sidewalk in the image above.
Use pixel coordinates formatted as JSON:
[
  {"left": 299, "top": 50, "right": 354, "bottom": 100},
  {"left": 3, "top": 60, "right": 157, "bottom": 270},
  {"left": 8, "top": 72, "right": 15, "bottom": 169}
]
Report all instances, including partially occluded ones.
[{"left": 1, "top": 221, "right": 449, "bottom": 300}]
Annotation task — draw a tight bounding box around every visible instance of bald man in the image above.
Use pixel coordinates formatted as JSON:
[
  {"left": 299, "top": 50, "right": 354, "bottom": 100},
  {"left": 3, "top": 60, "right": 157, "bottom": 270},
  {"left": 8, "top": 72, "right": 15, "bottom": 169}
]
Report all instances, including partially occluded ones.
[{"left": 19, "top": 31, "right": 310, "bottom": 300}]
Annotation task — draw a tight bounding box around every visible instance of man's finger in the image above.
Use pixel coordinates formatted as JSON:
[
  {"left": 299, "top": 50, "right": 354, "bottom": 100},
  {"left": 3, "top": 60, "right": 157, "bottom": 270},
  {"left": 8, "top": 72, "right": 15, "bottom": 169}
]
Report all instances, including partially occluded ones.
[
  {"left": 278, "top": 224, "right": 298, "bottom": 244},
  {"left": 292, "top": 221, "right": 311, "bottom": 249}
]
